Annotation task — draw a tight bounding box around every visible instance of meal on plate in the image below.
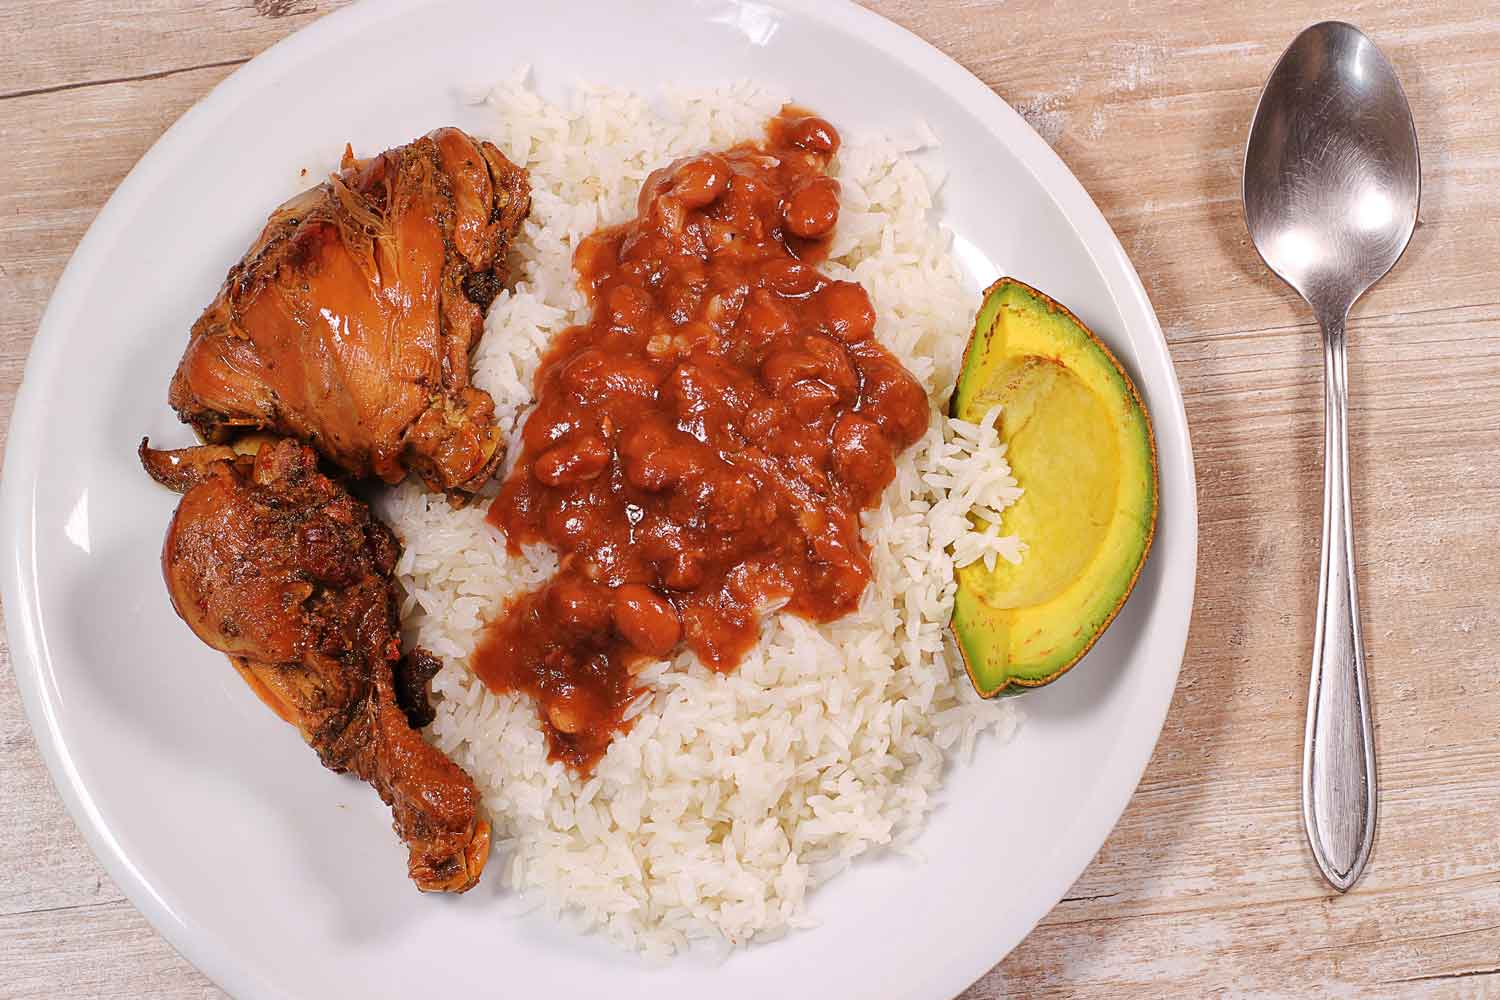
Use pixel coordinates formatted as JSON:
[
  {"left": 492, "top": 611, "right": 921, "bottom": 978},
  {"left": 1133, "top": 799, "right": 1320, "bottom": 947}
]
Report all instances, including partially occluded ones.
[{"left": 139, "top": 81, "right": 1156, "bottom": 953}]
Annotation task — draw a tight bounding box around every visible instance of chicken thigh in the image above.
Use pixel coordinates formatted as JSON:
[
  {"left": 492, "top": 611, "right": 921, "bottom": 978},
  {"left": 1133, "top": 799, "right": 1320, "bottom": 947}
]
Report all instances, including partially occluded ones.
[{"left": 168, "top": 128, "right": 530, "bottom": 496}]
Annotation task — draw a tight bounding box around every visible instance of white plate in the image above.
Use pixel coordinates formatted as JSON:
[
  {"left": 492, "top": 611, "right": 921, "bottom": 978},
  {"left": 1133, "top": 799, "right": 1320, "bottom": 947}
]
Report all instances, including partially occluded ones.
[{"left": 0, "top": 2, "right": 1197, "bottom": 997}]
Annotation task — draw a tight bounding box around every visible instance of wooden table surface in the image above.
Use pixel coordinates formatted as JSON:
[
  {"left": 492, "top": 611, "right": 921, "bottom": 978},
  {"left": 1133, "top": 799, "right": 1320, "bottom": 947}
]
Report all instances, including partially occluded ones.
[{"left": 3, "top": 1, "right": 1498, "bottom": 996}]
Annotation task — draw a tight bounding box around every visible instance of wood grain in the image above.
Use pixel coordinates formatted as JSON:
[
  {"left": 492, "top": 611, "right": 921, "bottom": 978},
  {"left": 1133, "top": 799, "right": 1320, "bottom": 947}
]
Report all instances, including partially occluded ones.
[{"left": 2, "top": 1, "right": 1498, "bottom": 997}]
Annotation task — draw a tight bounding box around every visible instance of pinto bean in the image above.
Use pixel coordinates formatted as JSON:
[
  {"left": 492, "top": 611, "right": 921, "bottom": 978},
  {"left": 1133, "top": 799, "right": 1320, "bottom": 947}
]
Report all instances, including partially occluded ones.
[
  {"left": 534, "top": 434, "right": 610, "bottom": 486},
  {"left": 758, "top": 257, "right": 821, "bottom": 297},
  {"left": 613, "top": 584, "right": 681, "bottom": 655},
  {"left": 620, "top": 421, "right": 706, "bottom": 492},
  {"left": 548, "top": 576, "right": 614, "bottom": 634},
  {"left": 672, "top": 154, "right": 732, "bottom": 209},
  {"left": 814, "top": 280, "right": 877, "bottom": 343},
  {"left": 783, "top": 177, "right": 840, "bottom": 239},
  {"left": 831, "top": 413, "right": 896, "bottom": 502},
  {"left": 780, "top": 115, "right": 840, "bottom": 156},
  {"left": 851, "top": 342, "right": 930, "bottom": 447}
]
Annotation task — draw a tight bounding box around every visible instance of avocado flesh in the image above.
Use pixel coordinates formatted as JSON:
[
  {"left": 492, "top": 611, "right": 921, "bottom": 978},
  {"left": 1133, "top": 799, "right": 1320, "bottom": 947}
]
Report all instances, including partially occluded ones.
[{"left": 951, "top": 278, "right": 1158, "bottom": 697}]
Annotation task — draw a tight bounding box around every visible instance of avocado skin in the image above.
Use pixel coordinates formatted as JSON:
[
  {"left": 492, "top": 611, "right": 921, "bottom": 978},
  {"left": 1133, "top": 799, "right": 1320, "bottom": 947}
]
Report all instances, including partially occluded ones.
[{"left": 950, "top": 278, "right": 1158, "bottom": 698}]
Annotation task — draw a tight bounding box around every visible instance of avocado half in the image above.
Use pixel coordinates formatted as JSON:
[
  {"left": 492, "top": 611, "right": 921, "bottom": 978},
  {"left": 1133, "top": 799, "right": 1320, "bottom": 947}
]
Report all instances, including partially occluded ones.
[{"left": 950, "top": 278, "right": 1158, "bottom": 697}]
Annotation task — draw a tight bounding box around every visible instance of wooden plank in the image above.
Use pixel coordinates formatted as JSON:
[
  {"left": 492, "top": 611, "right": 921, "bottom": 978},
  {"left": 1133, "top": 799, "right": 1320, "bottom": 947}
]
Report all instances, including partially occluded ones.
[
  {"left": 0, "top": 65, "right": 251, "bottom": 462},
  {"left": 0, "top": 647, "right": 128, "bottom": 919},
  {"left": 0, "top": 0, "right": 351, "bottom": 98},
  {"left": 0, "top": 899, "right": 219, "bottom": 1000},
  {"left": 2, "top": 0, "right": 1499, "bottom": 997}
]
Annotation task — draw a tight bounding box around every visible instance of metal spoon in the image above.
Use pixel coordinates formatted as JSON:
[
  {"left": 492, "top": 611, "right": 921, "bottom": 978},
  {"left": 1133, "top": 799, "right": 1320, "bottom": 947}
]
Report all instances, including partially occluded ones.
[{"left": 1243, "top": 21, "right": 1419, "bottom": 892}]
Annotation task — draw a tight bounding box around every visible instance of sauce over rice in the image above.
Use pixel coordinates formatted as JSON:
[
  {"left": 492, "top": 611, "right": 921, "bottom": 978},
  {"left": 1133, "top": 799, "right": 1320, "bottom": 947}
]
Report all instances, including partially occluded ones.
[{"left": 473, "top": 110, "right": 929, "bottom": 771}]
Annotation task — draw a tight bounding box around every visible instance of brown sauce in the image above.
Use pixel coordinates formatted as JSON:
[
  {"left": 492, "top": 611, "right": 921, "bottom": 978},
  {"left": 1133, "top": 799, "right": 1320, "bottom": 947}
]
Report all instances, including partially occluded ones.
[{"left": 472, "top": 109, "right": 930, "bottom": 772}]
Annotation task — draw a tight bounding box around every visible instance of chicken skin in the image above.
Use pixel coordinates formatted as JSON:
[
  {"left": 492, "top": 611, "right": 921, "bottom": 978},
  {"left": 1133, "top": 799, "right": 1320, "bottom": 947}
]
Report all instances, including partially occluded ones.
[
  {"left": 140, "top": 437, "right": 489, "bottom": 892},
  {"left": 168, "top": 128, "right": 530, "bottom": 496}
]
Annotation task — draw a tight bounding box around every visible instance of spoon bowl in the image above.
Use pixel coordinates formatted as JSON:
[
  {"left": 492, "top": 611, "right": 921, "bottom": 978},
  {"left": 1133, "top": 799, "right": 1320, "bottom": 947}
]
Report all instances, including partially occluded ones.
[
  {"left": 1243, "top": 21, "right": 1420, "bottom": 894},
  {"left": 1245, "top": 21, "right": 1421, "bottom": 320}
]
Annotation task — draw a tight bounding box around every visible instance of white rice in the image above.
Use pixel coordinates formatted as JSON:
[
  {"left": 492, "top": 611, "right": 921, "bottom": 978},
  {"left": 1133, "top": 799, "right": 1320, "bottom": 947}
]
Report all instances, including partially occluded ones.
[{"left": 378, "top": 80, "right": 1024, "bottom": 958}]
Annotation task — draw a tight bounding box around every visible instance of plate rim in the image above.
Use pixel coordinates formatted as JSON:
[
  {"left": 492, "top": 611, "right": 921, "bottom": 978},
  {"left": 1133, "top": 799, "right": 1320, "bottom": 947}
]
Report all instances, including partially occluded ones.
[{"left": 0, "top": 1, "right": 1198, "bottom": 996}]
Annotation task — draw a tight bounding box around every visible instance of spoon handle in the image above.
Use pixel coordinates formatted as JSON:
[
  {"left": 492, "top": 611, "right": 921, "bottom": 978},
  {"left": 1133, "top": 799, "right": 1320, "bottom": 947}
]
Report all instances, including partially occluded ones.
[{"left": 1302, "top": 313, "right": 1377, "bottom": 892}]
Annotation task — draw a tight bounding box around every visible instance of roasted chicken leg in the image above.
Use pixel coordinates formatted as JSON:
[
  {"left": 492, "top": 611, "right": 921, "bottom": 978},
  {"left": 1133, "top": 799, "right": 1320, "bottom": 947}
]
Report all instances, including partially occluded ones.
[
  {"left": 141, "top": 437, "right": 489, "bottom": 892},
  {"left": 168, "top": 128, "right": 530, "bottom": 496}
]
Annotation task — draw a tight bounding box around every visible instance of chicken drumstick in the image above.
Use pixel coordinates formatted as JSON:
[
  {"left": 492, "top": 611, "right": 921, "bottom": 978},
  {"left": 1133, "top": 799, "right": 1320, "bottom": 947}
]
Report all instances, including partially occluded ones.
[{"left": 141, "top": 437, "right": 489, "bottom": 892}]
